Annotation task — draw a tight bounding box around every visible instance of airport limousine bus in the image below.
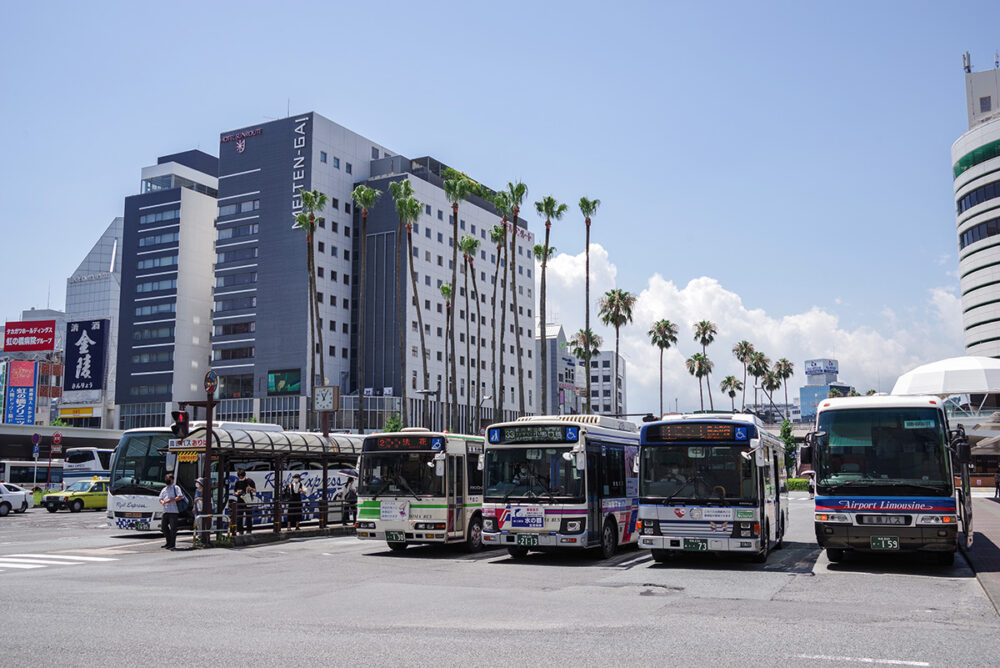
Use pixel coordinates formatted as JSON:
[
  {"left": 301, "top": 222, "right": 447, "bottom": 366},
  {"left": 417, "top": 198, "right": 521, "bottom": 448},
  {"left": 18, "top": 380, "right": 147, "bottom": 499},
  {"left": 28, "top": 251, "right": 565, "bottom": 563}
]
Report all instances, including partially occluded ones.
[
  {"left": 355, "top": 429, "right": 484, "bottom": 552},
  {"left": 0, "top": 459, "right": 64, "bottom": 490},
  {"left": 62, "top": 447, "right": 114, "bottom": 484},
  {"left": 637, "top": 414, "right": 788, "bottom": 563},
  {"left": 107, "top": 423, "right": 362, "bottom": 532},
  {"left": 481, "top": 415, "right": 640, "bottom": 559},
  {"left": 799, "top": 395, "right": 972, "bottom": 565}
]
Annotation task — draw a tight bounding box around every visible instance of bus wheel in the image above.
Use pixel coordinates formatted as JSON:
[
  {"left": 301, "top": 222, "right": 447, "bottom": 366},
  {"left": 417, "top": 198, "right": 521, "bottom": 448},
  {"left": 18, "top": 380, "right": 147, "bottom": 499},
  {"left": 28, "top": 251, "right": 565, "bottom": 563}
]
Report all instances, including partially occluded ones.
[
  {"left": 507, "top": 546, "right": 529, "bottom": 559},
  {"left": 387, "top": 542, "right": 407, "bottom": 552},
  {"left": 651, "top": 549, "right": 673, "bottom": 564},
  {"left": 0, "top": 502, "right": 10, "bottom": 517},
  {"left": 935, "top": 551, "right": 955, "bottom": 566},
  {"left": 599, "top": 519, "right": 618, "bottom": 560},
  {"left": 46, "top": 504, "right": 58, "bottom": 513},
  {"left": 826, "top": 548, "right": 845, "bottom": 563},
  {"left": 752, "top": 523, "right": 770, "bottom": 563},
  {"left": 774, "top": 516, "right": 785, "bottom": 550},
  {"left": 465, "top": 517, "right": 483, "bottom": 553},
  {"left": 69, "top": 499, "right": 84, "bottom": 513}
]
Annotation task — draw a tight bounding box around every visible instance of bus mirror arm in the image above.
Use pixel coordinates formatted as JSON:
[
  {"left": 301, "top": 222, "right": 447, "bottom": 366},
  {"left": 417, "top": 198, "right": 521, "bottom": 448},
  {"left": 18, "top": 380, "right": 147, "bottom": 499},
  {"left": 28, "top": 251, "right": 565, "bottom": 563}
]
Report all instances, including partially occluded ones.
[
  {"left": 949, "top": 425, "right": 971, "bottom": 465},
  {"left": 477, "top": 454, "right": 484, "bottom": 471}
]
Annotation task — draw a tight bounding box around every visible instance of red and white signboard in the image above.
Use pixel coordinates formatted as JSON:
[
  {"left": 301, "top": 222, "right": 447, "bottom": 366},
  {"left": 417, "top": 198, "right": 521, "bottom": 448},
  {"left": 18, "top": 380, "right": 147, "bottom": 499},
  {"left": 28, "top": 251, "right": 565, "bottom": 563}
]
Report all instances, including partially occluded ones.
[
  {"left": 52, "top": 432, "right": 62, "bottom": 446},
  {"left": 4, "top": 320, "right": 57, "bottom": 352}
]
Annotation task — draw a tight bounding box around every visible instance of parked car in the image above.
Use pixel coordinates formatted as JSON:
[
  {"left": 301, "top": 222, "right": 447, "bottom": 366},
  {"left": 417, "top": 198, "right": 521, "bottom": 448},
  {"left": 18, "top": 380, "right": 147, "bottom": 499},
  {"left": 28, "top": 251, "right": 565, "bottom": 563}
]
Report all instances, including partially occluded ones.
[
  {"left": 0, "top": 482, "right": 33, "bottom": 516},
  {"left": 42, "top": 478, "right": 109, "bottom": 513}
]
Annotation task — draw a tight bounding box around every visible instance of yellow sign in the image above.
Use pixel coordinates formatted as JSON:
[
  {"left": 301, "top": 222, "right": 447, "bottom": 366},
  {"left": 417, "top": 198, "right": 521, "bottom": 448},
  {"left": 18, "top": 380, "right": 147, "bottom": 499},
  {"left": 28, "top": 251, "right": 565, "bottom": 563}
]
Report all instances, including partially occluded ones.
[
  {"left": 59, "top": 407, "right": 94, "bottom": 417},
  {"left": 177, "top": 450, "right": 198, "bottom": 463}
]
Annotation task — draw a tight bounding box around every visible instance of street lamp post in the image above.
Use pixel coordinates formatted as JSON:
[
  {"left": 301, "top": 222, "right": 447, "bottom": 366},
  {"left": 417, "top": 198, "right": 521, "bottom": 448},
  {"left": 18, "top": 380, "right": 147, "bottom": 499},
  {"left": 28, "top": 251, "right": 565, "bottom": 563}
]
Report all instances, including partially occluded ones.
[{"left": 415, "top": 379, "right": 442, "bottom": 430}]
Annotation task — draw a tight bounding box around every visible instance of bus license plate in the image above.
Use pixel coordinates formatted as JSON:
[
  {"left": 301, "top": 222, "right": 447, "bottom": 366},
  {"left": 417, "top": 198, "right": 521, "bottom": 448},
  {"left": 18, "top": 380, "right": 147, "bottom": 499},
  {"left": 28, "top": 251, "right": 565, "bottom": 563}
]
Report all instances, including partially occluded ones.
[
  {"left": 683, "top": 538, "right": 708, "bottom": 552},
  {"left": 516, "top": 534, "right": 538, "bottom": 547},
  {"left": 871, "top": 536, "right": 899, "bottom": 550},
  {"left": 385, "top": 531, "right": 405, "bottom": 543},
  {"left": 133, "top": 522, "right": 150, "bottom": 531}
]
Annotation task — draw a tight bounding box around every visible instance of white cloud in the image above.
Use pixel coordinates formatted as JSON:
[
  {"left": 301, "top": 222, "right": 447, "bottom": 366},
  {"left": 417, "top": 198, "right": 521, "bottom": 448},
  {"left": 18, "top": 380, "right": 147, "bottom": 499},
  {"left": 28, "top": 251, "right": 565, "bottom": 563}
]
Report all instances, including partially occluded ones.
[{"left": 538, "top": 244, "right": 965, "bottom": 415}]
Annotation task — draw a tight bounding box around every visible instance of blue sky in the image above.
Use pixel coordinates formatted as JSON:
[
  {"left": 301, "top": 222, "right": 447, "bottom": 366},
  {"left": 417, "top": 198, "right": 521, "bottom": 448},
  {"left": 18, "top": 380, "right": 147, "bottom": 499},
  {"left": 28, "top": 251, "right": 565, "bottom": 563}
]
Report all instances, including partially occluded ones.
[{"left": 2, "top": 1, "right": 999, "bottom": 411}]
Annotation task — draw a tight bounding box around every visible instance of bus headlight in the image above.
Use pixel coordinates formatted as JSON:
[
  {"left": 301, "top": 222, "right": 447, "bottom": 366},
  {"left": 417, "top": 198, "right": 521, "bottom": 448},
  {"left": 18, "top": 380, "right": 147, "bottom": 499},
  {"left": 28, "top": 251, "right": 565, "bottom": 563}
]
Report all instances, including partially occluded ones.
[
  {"left": 917, "top": 515, "right": 957, "bottom": 525},
  {"left": 560, "top": 518, "right": 586, "bottom": 534},
  {"left": 482, "top": 517, "right": 498, "bottom": 532},
  {"left": 815, "top": 513, "right": 850, "bottom": 524},
  {"left": 356, "top": 521, "right": 376, "bottom": 529},
  {"left": 415, "top": 522, "right": 447, "bottom": 530}
]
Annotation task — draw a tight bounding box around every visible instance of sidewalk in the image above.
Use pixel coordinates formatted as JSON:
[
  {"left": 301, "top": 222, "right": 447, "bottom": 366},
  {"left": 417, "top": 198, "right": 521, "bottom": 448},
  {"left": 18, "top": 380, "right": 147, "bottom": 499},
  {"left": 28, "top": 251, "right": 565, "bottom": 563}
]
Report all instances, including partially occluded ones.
[{"left": 962, "top": 495, "right": 1000, "bottom": 614}]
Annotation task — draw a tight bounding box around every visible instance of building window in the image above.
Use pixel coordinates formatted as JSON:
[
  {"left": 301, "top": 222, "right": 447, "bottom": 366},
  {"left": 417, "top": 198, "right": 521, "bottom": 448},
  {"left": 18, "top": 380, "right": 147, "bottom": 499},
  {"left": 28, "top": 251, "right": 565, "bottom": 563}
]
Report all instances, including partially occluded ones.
[
  {"left": 372, "top": 147, "right": 379, "bottom": 159},
  {"left": 133, "top": 325, "right": 174, "bottom": 341},
  {"left": 345, "top": 202, "right": 351, "bottom": 214},
  {"left": 137, "top": 254, "right": 178, "bottom": 270},
  {"left": 320, "top": 151, "right": 328, "bottom": 163},
  {"left": 216, "top": 272, "right": 257, "bottom": 288},
  {"left": 135, "top": 301, "right": 176, "bottom": 317},
  {"left": 139, "top": 231, "right": 180, "bottom": 248},
  {"left": 330, "top": 246, "right": 338, "bottom": 257},
  {"left": 217, "top": 247, "right": 258, "bottom": 263},
  {"left": 346, "top": 162, "right": 352, "bottom": 174},
  {"left": 344, "top": 250, "right": 350, "bottom": 260},
  {"left": 139, "top": 208, "right": 180, "bottom": 225},
  {"left": 982, "top": 96, "right": 993, "bottom": 113},
  {"left": 317, "top": 267, "right": 324, "bottom": 278},
  {"left": 333, "top": 157, "right": 340, "bottom": 169},
  {"left": 437, "top": 210, "right": 443, "bottom": 220},
  {"left": 218, "top": 223, "right": 258, "bottom": 240},
  {"left": 329, "top": 345, "right": 336, "bottom": 356},
  {"left": 239, "top": 200, "right": 260, "bottom": 213},
  {"left": 214, "top": 347, "right": 254, "bottom": 361},
  {"left": 136, "top": 278, "right": 177, "bottom": 293},
  {"left": 214, "top": 296, "right": 257, "bottom": 312}
]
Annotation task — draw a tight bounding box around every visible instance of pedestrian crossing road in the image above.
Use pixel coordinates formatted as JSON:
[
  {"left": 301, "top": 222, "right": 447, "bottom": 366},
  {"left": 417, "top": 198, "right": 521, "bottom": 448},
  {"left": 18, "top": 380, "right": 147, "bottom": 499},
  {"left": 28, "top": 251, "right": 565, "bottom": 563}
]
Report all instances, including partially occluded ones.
[{"left": 0, "top": 553, "right": 118, "bottom": 573}]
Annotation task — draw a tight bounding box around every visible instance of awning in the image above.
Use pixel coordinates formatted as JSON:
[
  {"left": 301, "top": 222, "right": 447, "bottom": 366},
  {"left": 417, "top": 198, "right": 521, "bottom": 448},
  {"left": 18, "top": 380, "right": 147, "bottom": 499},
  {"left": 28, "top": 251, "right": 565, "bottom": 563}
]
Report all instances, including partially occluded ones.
[{"left": 892, "top": 356, "right": 1000, "bottom": 396}]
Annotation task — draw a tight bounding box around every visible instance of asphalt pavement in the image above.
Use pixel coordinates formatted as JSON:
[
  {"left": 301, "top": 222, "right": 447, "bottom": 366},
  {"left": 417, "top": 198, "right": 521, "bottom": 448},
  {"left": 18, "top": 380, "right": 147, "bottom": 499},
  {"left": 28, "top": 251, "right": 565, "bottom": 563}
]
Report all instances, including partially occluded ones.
[{"left": 2, "top": 494, "right": 998, "bottom": 667}]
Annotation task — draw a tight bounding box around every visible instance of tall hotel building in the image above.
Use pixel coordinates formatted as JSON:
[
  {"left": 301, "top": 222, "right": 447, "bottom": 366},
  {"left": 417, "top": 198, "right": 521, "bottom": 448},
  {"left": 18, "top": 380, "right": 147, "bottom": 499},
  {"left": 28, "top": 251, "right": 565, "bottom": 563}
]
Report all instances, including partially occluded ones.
[
  {"left": 211, "top": 113, "right": 536, "bottom": 429},
  {"left": 955, "top": 56, "right": 1000, "bottom": 357},
  {"left": 116, "top": 151, "right": 218, "bottom": 428}
]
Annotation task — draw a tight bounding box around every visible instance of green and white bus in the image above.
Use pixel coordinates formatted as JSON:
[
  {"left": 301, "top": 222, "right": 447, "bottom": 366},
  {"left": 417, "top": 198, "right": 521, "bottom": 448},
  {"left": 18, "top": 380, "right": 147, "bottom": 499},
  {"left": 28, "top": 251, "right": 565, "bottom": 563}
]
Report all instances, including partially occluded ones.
[{"left": 355, "top": 428, "right": 484, "bottom": 552}]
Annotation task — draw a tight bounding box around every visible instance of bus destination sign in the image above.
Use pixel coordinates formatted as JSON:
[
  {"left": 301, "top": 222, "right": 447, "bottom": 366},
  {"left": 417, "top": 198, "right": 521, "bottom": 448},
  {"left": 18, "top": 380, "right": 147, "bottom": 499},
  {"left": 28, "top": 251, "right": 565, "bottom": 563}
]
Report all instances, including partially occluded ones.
[
  {"left": 647, "top": 423, "right": 745, "bottom": 442},
  {"left": 488, "top": 424, "right": 580, "bottom": 444},
  {"left": 364, "top": 435, "right": 443, "bottom": 451}
]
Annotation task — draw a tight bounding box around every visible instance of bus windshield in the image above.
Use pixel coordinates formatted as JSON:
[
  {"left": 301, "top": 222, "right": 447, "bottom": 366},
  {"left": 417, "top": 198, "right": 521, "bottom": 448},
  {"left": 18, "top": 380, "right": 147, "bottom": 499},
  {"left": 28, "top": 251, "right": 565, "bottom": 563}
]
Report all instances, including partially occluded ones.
[
  {"left": 109, "top": 433, "right": 172, "bottom": 495},
  {"left": 640, "top": 444, "right": 756, "bottom": 503},
  {"left": 359, "top": 452, "right": 444, "bottom": 497},
  {"left": 815, "top": 408, "right": 951, "bottom": 495},
  {"left": 484, "top": 447, "right": 583, "bottom": 502}
]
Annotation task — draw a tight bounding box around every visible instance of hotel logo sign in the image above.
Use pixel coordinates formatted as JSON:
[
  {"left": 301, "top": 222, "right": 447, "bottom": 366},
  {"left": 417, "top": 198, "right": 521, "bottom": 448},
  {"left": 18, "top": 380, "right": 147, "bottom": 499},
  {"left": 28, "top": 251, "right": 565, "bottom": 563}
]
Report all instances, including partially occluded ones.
[{"left": 221, "top": 127, "right": 263, "bottom": 154}]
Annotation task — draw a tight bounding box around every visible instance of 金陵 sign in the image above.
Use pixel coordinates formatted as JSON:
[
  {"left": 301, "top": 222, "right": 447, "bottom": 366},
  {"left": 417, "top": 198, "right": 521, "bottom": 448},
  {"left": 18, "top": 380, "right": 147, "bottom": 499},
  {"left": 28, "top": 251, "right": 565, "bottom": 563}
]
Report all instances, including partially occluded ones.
[
  {"left": 4, "top": 361, "right": 37, "bottom": 425},
  {"left": 64, "top": 320, "right": 108, "bottom": 391},
  {"left": 3, "top": 320, "right": 56, "bottom": 351}
]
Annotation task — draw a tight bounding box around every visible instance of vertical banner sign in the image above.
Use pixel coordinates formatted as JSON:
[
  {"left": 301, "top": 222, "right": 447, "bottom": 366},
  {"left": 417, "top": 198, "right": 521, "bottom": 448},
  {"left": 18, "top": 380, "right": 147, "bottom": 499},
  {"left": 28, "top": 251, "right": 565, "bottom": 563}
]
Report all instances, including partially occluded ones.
[
  {"left": 64, "top": 320, "right": 108, "bottom": 391},
  {"left": 4, "top": 361, "right": 37, "bottom": 425},
  {"left": 3, "top": 320, "right": 56, "bottom": 351}
]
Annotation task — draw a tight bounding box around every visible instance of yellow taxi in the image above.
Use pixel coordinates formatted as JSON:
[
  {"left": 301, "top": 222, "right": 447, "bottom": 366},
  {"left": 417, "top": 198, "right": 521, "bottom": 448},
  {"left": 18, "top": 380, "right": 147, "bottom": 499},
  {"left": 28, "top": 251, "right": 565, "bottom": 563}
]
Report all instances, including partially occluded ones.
[{"left": 43, "top": 478, "right": 109, "bottom": 513}]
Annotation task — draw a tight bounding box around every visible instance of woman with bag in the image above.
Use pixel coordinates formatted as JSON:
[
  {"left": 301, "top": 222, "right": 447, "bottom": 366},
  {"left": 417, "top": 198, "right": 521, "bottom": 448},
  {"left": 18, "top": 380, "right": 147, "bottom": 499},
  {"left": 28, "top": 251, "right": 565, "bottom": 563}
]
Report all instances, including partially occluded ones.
[{"left": 287, "top": 474, "right": 305, "bottom": 530}]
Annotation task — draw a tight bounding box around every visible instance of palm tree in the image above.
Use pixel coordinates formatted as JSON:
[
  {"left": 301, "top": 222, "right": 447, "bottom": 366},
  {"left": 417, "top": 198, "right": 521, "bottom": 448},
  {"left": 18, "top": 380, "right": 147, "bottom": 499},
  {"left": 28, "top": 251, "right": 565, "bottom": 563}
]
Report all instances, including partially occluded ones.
[
  {"left": 488, "top": 216, "right": 509, "bottom": 419},
  {"left": 828, "top": 387, "right": 844, "bottom": 398},
  {"left": 693, "top": 320, "right": 718, "bottom": 411},
  {"left": 506, "top": 181, "right": 528, "bottom": 414},
  {"left": 732, "top": 340, "right": 755, "bottom": 410},
  {"left": 534, "top": 195, "right": 568, "bottom": 416},
  {"left": 762, "top": 369, "right": 782, "bottom": 417},
  {"left": 774, "top": 358, "right": 794, "bottom": 420},
  {"left": 388, "top": 179, "right": 415, "bottom": 425},
  {"left": 598, "top": 288, "right": 636, "bottom": 417},
  {"left": 294, "top": 189, "right": 328, "bottom": 420},
  {"left": 351, "top": 184, "right": 381, "bottom": 431},
  {"left": 720, "top": 375, "right": 743, "bottom": 412},
  {"left": 460, "top": 234, "right": 483, "bottom": 430},
  {"left": 647, "top": 319, "right": 678, "bottom": 417},
  {"left": 440, "top": 283, "right": 454, "bottom": 428},
  {"left": 570, "top": 328, "right": 602, "bottom": 413},
  {"left": 748, "top": 351, "right": 771, "bottom": 413},
  {"left": 444, "top": 173, "right": 473, "bottom": 430},
  {"left": 578, "top": 197, "right": 600, "bottom": 413},
  {"left": 402, "top": 196, "right": 429, "bottom": 427},
  {"left": 685, "top": 353, "right": 712, "bottom": 411},
  {"left": 532, "top": 242, "right": 556, "bottom": 412}
]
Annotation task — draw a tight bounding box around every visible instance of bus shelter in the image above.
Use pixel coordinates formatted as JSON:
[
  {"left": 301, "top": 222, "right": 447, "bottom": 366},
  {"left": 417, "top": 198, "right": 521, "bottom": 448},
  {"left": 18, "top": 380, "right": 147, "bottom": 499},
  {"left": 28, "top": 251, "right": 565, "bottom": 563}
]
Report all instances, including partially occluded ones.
[{"left": 167, "top": 427, "right": 361, "bottom": 539}]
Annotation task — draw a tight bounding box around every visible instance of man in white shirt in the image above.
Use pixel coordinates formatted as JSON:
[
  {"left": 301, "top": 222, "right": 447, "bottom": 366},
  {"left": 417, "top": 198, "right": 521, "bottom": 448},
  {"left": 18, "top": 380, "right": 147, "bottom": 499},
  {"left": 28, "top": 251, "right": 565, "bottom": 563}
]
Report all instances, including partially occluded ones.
[{"left": 159, "top": 474, "right": 183, "bottom": 550}]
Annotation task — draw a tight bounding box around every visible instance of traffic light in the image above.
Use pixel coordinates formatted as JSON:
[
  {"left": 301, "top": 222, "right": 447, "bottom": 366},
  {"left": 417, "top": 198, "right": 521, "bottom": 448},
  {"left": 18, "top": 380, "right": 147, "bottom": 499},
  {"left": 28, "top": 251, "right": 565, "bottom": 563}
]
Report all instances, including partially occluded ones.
[{"left": 170, "top": 410, "right": 190, "bottom": 439}]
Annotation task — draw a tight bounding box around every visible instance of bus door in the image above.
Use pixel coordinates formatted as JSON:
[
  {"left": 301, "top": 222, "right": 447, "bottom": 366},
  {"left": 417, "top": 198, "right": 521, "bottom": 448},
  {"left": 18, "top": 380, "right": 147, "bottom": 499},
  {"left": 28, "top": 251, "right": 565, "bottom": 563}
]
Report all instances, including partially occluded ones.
[
  {"left": 586, "top": 445, "right": 601, "bottom": 547},
  {"left": 772, "top": 451, "right": 783, "bottom": 537},
  {"left": 448, "top": 455, "right": 464, "bottom": 537}
]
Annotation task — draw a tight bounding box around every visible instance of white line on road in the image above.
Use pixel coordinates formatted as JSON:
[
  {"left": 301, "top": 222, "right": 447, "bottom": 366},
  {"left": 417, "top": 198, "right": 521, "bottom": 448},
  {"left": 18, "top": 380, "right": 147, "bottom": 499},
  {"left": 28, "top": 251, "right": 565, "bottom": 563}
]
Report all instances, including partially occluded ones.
[
  {"left": 0, "top": 557, "right": 85, "bottom": 566},
  {"left": 0, "top": 561, "right": 47, "bottom": 569},
  {"left": 7, "top": 554, "right": 118, "bottom": 562},
  {"left": 616, "top": 554, "right": 652, "bottom": 568},
  {"left": 797, "top": 654, "right": 930, "bottom": 666}
]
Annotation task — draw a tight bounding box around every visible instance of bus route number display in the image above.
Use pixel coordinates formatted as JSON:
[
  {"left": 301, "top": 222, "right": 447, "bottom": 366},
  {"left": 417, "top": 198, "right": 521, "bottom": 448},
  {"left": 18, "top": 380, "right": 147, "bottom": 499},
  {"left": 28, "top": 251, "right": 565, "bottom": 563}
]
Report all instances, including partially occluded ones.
[
  {"left": 365, "top": 436, "right": 438, "bottom": 451},
  {"left": 489, "top": 425, "right": 580, "bottom": 444},
  {"left": 648, "top": 423, "right": 741, "bottom": 442}
]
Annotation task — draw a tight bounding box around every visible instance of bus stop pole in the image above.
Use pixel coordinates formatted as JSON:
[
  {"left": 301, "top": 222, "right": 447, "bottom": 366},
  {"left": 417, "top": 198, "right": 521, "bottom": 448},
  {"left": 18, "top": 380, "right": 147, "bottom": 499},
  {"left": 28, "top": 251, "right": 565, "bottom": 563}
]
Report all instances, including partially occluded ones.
[
  {"left": 202, "top": 388, "right": 215, "bottom": 541},
  {"left": 320, "top": 460, "right": 328, "bottom": 529}
]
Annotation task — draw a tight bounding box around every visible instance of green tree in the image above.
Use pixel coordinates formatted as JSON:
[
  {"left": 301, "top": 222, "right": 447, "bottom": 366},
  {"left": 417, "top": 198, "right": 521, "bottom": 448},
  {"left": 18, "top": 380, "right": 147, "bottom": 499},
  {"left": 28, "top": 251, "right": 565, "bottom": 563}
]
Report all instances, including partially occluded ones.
[
  {"left": 488, "top": 214, "right": 510, "bottom": 419},
  {"left": 779, "top": 419, "right": 795, "bottom": 472},
  {"left": 351, "top": 184, "right": 381, "bottom": 431},
  {"left": 460, "top": 234, "right": 484, "bottom": 431},
  {"left": 444, "top": 172, "right": 473, "bottom": 429},
  {"left": 774, "top": 358, "right": 794, "bottom": 420},
  {"left": 748, "top": 351, "right": 771, "bottom": 412},
  {"left": 648, "top": 319, "right": 679, "bottom": 417},
  {"left": 506, "top": 180, "right": 529, "bottom": 414},
  {"left": 294, "top": 189, "right": 328, "bottom": 412},
  {"left": 579, "top": 197, "right": 600, "bottom": 413},
  {"left": 534, "top": 195, "right": 568, "bottom": 416},
  {"left": 762, "top": 369, "right": 782, "bottom": 418},
  {"left": 732, "top": 340, "right": 755, "bottom": 411},
  {"left": 570, "top": 328, "right": 602, "bottom": 413},
  {"left": 693, "top": 320, "right": 718, "bottom": 411},
  {"left": 599, "top": 288, "right": 637, "bottom": 416},
  {"left": 532, "top": 242, "right": 556, "bottom": 411},
  {"left": 720, "top": 375, "right": 743, "bottom": 413},
  {"left": 828, "top": 387, "right": 844, "bottom": 398},
  {"left": 384, "top": 413, "right": 403, "bottom": 433},
  {"left": 685, "top": 352, "right": 711, "bottom": 411},
  {"left": 440, "top": 283, "right": 454, "bottom": 428},
  {"left": 402, "top": 196, "right": 429, "bottom": 427},
  {"left": 389, "top": 179, "right": 416, "bottom": 426}
]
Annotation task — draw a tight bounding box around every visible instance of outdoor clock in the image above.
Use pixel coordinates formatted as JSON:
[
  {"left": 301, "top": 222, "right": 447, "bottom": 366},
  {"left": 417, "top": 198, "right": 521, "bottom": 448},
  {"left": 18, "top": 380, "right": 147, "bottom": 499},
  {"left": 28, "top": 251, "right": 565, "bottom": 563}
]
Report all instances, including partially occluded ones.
[{"left": 314, "top": 386, "right": 335, "bottom": 411}]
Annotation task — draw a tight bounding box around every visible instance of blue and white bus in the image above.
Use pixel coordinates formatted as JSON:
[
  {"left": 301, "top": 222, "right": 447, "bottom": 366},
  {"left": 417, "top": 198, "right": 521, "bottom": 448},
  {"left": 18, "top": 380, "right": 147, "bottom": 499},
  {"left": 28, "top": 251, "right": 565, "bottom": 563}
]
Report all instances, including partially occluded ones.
[
  {"left": 800, "top": 395, "right": 973, "bottom": 565},
  {"left": 637, "top": 414, "right": 789, "bottom": 563},
  {"left": 63, "top": 447, "right": 114, "bottom": 484},
  {"left": 481, "top": 415, "right": 640, "bottom": 559}
]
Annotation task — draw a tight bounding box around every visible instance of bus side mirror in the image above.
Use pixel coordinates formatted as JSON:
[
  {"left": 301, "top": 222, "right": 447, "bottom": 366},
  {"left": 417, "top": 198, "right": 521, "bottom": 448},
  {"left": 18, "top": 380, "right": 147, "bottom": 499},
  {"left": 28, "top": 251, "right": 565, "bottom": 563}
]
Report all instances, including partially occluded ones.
[
  {"left": 632, "top": 456, "right": 640, "bottom": 475},
  {"left": 428, "top": 452, "right": 446, "bottom": 476},
  {"left": 477, "top": 454, "right": 484, "bottom": 471},
  {"left": 799, "top": 443, "right": 813, "bottom": 466},
  {"left": 576, "top": 452, "right": 585, "bottom": 471},
  {"left": 950, "top": 426, "right": 971, "bottom": 465},
  {"left": 165, "top": 451, "right": 177, "bottom": 474}
]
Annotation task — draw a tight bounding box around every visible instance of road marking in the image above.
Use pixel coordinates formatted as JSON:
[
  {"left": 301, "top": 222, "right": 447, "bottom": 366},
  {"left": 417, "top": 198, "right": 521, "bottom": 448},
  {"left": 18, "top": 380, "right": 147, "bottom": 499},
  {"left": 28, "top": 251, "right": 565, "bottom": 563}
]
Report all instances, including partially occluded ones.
[
  {"left": 0, "top": 557, "right": 85, "bottom": 566},
  {"left": 797, "top": 654, "right": 930, "bottom": 666},
  {"left": 0, "top": 561, "right": 47, "bottom": 569},
  {"left": 7, "top": 553, "right": 118, "bottom": 562},
  {"left": 616, "top": 554, "right": 652, "bottom": 568}
]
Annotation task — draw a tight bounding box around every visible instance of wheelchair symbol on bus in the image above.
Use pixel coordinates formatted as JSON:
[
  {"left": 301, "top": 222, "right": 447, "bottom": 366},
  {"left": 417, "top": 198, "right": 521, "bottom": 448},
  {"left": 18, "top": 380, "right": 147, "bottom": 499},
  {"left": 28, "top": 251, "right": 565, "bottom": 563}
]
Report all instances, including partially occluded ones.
[
  {"left": 431, "top": 437, "right": 444, "bottom": 450},
  {"left": 735, "top": 428, "right": 747, "bottom": 441}
]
